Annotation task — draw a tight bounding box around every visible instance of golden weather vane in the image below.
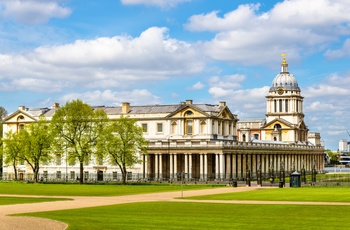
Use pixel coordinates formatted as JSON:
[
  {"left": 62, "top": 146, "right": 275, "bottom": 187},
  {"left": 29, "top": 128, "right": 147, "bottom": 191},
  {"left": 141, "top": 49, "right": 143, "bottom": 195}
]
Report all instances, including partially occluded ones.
[{"left": 281, "top": 52, "right": 287, "bottom": 64}]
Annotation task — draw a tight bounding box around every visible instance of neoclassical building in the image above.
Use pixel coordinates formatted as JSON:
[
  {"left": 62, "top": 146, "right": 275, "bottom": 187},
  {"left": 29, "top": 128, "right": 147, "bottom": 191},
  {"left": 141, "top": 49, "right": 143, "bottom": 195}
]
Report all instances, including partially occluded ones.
[{"left": 2, "top": 57, "right": 324, "bottom": 182}]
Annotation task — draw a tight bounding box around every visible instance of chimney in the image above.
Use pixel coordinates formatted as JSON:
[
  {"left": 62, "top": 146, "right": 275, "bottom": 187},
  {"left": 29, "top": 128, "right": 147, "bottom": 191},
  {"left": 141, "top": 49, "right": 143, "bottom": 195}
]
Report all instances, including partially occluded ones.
[
  {"left": 186, "top": 100, "right": 193, "bottom": 105},
  {"left": 18, "top": 106, "right": 25, "bottom": 110},
  {"left": 219, "top": 101, "right": 226, "bottom": 107},
  {"left": 53, "top": 102, "right": 60, "bottom": 109},
  {"left": 122, "top": 102, "right": 130, "bottom": 114}
]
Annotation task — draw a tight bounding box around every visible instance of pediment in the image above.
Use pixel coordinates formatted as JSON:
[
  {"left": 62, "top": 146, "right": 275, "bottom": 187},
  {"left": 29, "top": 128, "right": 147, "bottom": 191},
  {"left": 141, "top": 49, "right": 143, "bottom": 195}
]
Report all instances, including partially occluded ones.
[
  {"left": 167, "top": 105, "right": 209, "bottom": 118},
  {"left": 3, "top": 110, "right": 38, "bottom": 123},
  {"left": 262, "top": 118, "right": 294, "bottom": 129}
]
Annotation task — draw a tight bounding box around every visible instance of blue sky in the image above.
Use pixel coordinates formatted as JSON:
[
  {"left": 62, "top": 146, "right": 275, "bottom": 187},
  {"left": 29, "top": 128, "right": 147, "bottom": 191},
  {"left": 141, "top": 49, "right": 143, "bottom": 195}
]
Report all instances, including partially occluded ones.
[{"left": 0, "top": 0, "right": 350, "bottom": 150}]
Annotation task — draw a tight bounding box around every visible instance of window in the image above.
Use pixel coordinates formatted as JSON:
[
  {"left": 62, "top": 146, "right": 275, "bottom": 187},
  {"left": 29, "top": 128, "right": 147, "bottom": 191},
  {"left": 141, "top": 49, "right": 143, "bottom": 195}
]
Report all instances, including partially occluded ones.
[
  {"left": 274, "top": 100, "right": 277, "bottom": 112},
  {"left": 56, "top": 154, "right": 61, "bottom": 166},
  {"left": 43, "top": 171, "right": 48, "bottom": 179},
  {"left": 243, "top": 134, "right": 246, "bottom": 142},
  {"left": 296, "top": 100, "right": 299, "bottom": 112},
  {"left": 279, "top": 99, "right": 282, "bottom": 112},
  {"left": 127, "top": 172, "right": 132, "bottom": 180},
  {"left": 84, "top": 171, "right": 89, "bottom": 181},
  {"left": 185, "top": 120, "right": 193, "bottom": 135},
  {"left": 70, "top": 171, "right": 75, "bottom": 180},
  {"left": 19, "top": 124, "right": 25, "bottom": 131},
  {"left": 56, "top": 171, "right": 61, "bottom": 179},
  {"left": 157, "top": 123, "right": 163, "bottom": 133},
  {"left": 253, "top": 134, "right": 259, "bottom": 140},
  {"left": 185, "top": 110, "right": 193, "bottom": 116},
  {"left": 285, "top": 99, "right": 288, "bottom": 112},
  {"left": 142, "top": 123, "right": 147, "bottom": 133},
  {"left": 113, "top": 172, "right": 118, "bottom": 180}
]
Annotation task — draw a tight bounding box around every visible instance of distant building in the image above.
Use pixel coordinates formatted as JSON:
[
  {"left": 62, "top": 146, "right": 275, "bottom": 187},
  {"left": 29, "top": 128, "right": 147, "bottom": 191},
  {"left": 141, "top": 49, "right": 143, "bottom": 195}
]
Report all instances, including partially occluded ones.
[{"left": 339, "top": 139, "right": 349, "bottom": 153}]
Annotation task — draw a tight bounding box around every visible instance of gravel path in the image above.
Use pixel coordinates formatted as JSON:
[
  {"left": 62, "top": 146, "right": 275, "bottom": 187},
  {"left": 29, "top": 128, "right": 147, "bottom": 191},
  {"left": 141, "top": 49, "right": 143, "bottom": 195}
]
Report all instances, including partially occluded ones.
[{"left": 1, "top": 186, "right": 350, "bottom": 230}]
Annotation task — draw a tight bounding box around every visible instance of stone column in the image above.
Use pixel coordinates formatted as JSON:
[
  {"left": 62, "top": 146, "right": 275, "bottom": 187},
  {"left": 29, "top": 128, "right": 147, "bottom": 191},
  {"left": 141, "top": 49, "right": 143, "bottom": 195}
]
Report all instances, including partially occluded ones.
[
  {"left": 226, "top": 154, "right": 231, "bottom": 179},
  {"left": 232, "top": 154, "right": 237, "bottom": 179},
  {"left": 204, "top": 154, "right": 208, "bottom": 181},
  {"left": 144, "top": 154, "right": 148, "bottom": 180},
  {"left": 159, "top": 154, "right": 163, "bottom": 180},
  {"left": 215, "top": 154, "right": 220, "bottom": 180},
  {"left": 170, "top": 153, "right": 173, "bottom": 180},
  {"left": 200, "top": 154, "right": 203, "bottom": 181},
  {"left": 155, "top": 153, "right": 159, "bottom": 180},
  {"left": 184, "top": 153, "right": 188, "bottom": 180},
  {"left": 189, "top": 153, "right": 193, "bottom": 180},
  {"left": 237, "top": 154, "right": 242, "bottom": 179},
  {"left": 220, "top": 153, "right": 225, "bottom": 180},
  {"left": 174, "top": 153, "right": 178, "bottom": 180}
]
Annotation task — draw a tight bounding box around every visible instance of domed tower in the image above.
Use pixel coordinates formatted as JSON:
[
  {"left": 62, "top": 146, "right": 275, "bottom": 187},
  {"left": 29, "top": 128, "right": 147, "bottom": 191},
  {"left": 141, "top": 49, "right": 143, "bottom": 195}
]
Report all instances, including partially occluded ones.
[{"left": 262, "top": 54, "right": 308, "bottom": 143}]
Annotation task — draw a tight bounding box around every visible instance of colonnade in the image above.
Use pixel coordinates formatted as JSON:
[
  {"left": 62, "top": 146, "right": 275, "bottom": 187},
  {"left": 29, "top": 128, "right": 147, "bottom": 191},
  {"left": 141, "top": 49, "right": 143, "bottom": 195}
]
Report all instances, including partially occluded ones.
[{"left": 142, "top": 151, "right": 324, "bottom": 181}]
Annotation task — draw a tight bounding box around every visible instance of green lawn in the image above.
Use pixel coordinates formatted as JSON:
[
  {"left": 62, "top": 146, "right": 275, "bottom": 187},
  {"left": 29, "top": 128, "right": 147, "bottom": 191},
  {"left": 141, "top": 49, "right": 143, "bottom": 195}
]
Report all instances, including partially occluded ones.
[
  {"left": 0, "top": 196, "right": 71, "bottom": 205},
  {"left": 0, "top": 182, "right": 222, "bottom": 196},
  {"left": 186, "top": 187, "right": 350, "bottom": 202},
  {"left": 21, "top": 202, "right": 346, "bottom": 230}
]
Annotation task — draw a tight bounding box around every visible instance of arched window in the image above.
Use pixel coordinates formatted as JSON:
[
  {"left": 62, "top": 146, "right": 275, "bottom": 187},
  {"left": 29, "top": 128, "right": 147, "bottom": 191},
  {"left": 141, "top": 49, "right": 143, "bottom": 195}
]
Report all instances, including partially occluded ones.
[{"left": 285, "top": 99, "right": 288, "bottom": 112}]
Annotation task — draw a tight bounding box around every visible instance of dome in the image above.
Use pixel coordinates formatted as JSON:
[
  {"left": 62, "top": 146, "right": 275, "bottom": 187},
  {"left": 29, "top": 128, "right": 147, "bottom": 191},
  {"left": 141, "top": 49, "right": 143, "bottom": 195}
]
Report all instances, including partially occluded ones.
[
  {"left": 270, "top": 55, "right": 300, "bottom": 91},
  {"left": 270, "top": 73, "right": 300, "bottom": 91}
]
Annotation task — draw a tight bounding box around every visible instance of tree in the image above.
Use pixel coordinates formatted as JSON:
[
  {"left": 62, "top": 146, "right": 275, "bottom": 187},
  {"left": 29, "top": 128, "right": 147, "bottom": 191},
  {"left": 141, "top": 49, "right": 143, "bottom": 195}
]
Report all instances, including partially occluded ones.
[
  {"left": 97, "top": 116, "right": 148, "bottom": 184},
  {"left": 20, "top": 117, "right": 55, "bottom": 182},
  {"left": 0, "top": 106, "right": 8, "bottom": 179},
  {"left": 51, "top": 100, "right": 108, "bottom": 184},
  {"left": 3, "top": 130, "right": 24, "bottom": 180}
]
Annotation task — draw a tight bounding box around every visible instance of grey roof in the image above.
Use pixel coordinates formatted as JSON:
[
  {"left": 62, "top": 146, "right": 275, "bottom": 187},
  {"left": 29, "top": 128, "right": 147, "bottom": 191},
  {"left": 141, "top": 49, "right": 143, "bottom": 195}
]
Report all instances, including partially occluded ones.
[
  {"left": 15, "top": 102, "right": 227, "bottom": 118},
  {"left": 270, "top": 73, "right": 300, "bottom": 91}
]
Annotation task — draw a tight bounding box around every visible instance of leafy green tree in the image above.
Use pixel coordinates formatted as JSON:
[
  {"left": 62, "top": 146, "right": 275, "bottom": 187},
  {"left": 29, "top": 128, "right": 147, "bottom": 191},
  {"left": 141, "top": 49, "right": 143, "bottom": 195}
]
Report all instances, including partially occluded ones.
[
  {"left": 20, "top": 118, "right": 55, "bottom": 182},
  {"left": 97, "top": 116, "right": 147, "bottom": 184},
  {"left": 51, "top": 100, "right": 108, "bottom": 184},
  {"left": 0, "top": 106, "right": 8, "bottom": 178},
  {"left": 3, "top": 130, "right": 24, "bottom": 180}
]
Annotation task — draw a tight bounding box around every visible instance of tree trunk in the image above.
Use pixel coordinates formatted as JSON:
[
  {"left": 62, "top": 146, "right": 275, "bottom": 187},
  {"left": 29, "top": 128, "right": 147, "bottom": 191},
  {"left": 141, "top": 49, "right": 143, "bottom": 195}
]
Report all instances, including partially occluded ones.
[
  {"left": 80, "top": 162, "right": 84, "bottom": 184},
  {"left": 122, "top": 165, "right": 127, "bottom": 185},
  {"left": 12, "top": 164, "right": 17, "bottom": 180}
]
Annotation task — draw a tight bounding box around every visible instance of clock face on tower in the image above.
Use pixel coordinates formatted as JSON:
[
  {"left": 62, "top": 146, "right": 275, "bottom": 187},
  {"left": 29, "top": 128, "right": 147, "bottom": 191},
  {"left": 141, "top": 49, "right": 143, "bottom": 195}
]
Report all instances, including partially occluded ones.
[{"left": 277, "top": 87, "right": 284, "bottom": 95}]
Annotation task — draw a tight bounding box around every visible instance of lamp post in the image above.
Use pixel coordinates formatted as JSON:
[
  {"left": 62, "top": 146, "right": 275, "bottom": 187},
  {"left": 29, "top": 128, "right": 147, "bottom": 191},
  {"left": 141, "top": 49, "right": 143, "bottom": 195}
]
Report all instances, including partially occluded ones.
[{"left": 65, "top": 145, "right": 68, "bottom": 182}]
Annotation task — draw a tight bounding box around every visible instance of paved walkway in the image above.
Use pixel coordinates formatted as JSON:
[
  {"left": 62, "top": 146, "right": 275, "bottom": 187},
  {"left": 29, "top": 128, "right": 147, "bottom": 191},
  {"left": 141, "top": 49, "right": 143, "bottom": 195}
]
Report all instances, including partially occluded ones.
[{"left": 1, "top": 186, "right": 350, "bottom": 230}]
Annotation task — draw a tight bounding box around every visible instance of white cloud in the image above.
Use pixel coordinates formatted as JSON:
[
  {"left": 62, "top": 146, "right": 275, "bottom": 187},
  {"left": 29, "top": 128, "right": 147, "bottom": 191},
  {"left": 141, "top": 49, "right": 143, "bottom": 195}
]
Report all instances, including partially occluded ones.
[
  {"left": 61, "top": 89, "right": 161, "bottom": 107},
  {"left": 121, "top": 0, "right": 190, "bottom": 8},
  {"left": 0, "top": 0, "right": 71, "bottom": 24},
  {"left": 185, "top": 0, "right": 350, "bottom": 65},
  {"left": 209, "top": 74, "right": 246, "bottom": 90},
  {"left": 189, "top": 81, "right": 205, "bottom": 90},
  {"left": 0, "top": 27, "right": 204, "bottom": 92},
  {"left": 325, "top": 39, "right": 350, "bottom": 59}
]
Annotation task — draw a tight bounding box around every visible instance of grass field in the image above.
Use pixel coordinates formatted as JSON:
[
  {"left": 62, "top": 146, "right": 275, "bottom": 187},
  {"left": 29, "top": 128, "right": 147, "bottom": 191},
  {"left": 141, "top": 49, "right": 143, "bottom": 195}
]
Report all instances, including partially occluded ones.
[
  {"left": 4, "top": 183, "right": 350, "bottom": 229},
  {"left": 0, "top": 182, "right": 222, "bottom": 196},
  {"left": 0, "top": 197, "right": 71, "bottom": 205},
  {"left": 186, "top": 187, "right": 350, "bottom": 202},
  {"left": 20, "top": 202, "right": 346, "bottom": 230}
]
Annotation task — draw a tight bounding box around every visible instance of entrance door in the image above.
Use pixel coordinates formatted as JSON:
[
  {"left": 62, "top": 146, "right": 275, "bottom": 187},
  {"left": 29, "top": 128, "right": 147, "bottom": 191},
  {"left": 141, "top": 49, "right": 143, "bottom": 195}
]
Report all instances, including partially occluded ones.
[
  {"left": 97, "top": 170, "right": 103, "bottom": 181},
  {"left": 19, "top": 173, "right": 24, "bottom": 180}
]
